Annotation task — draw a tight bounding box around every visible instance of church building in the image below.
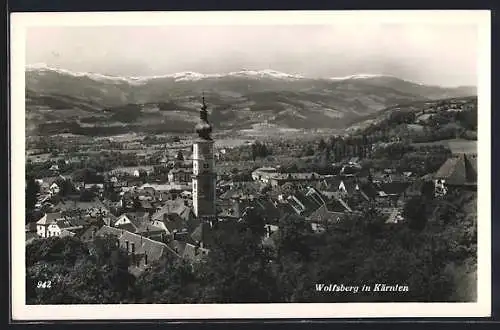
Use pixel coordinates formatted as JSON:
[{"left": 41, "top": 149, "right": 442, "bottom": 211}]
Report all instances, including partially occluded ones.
[{"left": 192, "top": 95, "right": 217, "bottom": 222}]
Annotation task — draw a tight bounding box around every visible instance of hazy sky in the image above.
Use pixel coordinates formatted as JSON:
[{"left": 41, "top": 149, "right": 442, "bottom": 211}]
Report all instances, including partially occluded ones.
[{"left": 26, "top": 24, "right": 478, "bottom": 87}]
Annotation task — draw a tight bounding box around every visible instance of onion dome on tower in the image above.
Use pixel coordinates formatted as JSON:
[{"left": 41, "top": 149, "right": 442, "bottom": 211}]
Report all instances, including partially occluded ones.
[{"left": 195, "top": 93, "right": 213, "bottom": 140}]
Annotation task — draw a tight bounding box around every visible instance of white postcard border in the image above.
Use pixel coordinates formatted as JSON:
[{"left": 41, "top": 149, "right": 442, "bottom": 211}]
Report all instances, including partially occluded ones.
[{"left": 10, "top": 10, "right": 492, "bottom": 320}]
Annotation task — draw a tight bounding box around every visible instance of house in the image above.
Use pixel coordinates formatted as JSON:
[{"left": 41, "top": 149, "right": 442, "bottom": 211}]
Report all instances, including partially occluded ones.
[
  {"left": 252, "top": 197, "right": 283, "bottom": 224},
  {"left": 348, "top": 157, "right": 360, "bottom": 165},
  {"left": 141, "top": 183, "right": 191, "bottom": 195},
  {"left": 36, "top": 212, "right": 64, "bottom": 238},
  {"left": 38, "top": 176, "right": 61, "bottom": 192},
  {"left": 49, "top": 182, "right": 60, "bottom": 196},
  {"left": 94, "top": 225, "right": 181, "bottom": 276},
  {"left": 167, "top": 239, "right": 209, "bottom": 262},
  {"left": 35, "top": 194, "right": 52, "bottom": 209},
  {"left": 189, "top": 222, "right": 216, "bottom": 250},
  {"left": 78, "top": 224, "right": 102, "bottom": 243},
  {"left": 340, "top": 164, "right": 361, "bottom": 176},
  {"left": 167, "top": 168, "right": 192, "bottom": 184},
  {"left": 358, "top": 181, "right": 380, "bottom": 201},
  {"left": 404, "top": 180, "right": 426, "bottom": 199},
  {"left": 46, "top": 218, "right": 85, "bottom": 238},
  {"left": 268, "top": 172, "right": 322, "bottom": 188},
  {"left": 135, "top": 222, "right": 166, "bottom": 241},
  {"left": 113, "top": 212, "right": 150, "bottom": 233},
  {"left": 217, "top": 199, "right": 244, "bottom": 220},
  {"left": 49, "top": 164, "right": 59, "bottom": 172},
  {"left": 416, "top": 113, "right": 433, "bottom": 124},
  {"left": 53, "top": 199, "right": 109, "bottom": 217},
  {"left": 316, "top": 176, "right": 342, "bottom": 192},
  {"left": 216, "top": 197, "right": 267, "bottom": 222},
  {"left": 286, "top": 188, "right": 326, "bottom": 218},
  {"left": 378, "top": 182, "right": 412, "bottom": 197},
  {"left": 139, "top": 200, "right": 155, "bottom": 213},
  {"left": 434, "top": 153, "right": 477, "bottom": 190},
  {"left": 306, "top": 204, "right": 348, "bottom": 224},
  {"left": 262, "top": 230, "right": 279, "bottom": 249},
  {"left": 376, "top": 182, "right": 412, "bottom": 207},
  {"left": 251, "top": 167, "right": 278, "bottom": 182},
  {"left": 220, "top": 182, "right": 261, "bottom": 200},
  {"left": 338, "top": 179, "right": 360, "bottom": 196},
  {"left": 152, "top": 199, "right": 194, "bottom": 223},
  {"left": 263, "top": 224, "right": 279, "bottom": 238},
  {"left": 84, "top": 183, "right": 105, "bottom": 192},
  {"left": 326, "top": 196, "right": 352, "bottom": 212},
  {"left": 152, "top": 213, "right": 190, "bottom": 237}
]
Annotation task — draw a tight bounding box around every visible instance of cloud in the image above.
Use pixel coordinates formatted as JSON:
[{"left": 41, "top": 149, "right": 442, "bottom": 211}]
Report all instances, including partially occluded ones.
[{"left": 26, "top": 24, "right": 478, "bottom": 87}]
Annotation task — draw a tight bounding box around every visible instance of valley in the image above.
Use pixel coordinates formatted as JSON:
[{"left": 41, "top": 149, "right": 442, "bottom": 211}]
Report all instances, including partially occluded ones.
[{"left": 25, "top": 66, "right": 476, "bottom": 137}]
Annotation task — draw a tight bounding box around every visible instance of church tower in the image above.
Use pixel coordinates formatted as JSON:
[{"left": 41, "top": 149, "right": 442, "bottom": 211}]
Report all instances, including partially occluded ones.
[{"left": 192, "top": 94, "right": 217, "bottom": 221}]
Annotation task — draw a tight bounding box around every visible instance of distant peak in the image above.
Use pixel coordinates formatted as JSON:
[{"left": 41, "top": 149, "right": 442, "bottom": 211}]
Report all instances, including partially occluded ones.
[
  {"left": 25, "top": 64, "right": 306, "bottom": 82},
  {"left": 26, "top": 63, "right": 142, "bottom": 85},
  {"left": 329, "top": 73, "right": 395, "bottom": 81}
]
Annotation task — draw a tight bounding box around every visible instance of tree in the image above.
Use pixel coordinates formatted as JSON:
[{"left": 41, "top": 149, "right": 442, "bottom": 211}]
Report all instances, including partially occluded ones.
[
  {"left": 26, "top": 175, "right": 40, "bottom": 218},
  {"left": 276, "top": 214, "right": 314, "bottom": 261},
  {"left": 26, "top": 235, "right": 136, "bottom": 304},
  {"left": 135, "top": 255, "right": 201, "bottom": 303},
  {"left": 403, "top": 196, "right": 428, "bottom": 231},
  {"left": 251, "top": 143, "right": 258, "bottom": 161},
  {"left": 318, "top": 139, "right": 327, "bottom": 151},
  {"left": 79, "top": 189, "right": 95, "bottom": 202},
  {"left": 304, "top": 146, "right": 315, "bottom": 157},
  {"left": 360, "top": 207, "right": 386, "bottom": 236},
  {"left": 241, "top": 207, "right": 266, "bottom": 240},
  {"left": 55, "top": 178, "right": 75, "bottom": 197},
  {"left": 421, "top": 181, "right": 435, "bottom": 200},
  {"left": 196, "top": 220, "right": 279, "bottom": 303},
  {"left": 133, "top": 196, "right": 142, "bottom": 210},
  {"left": 324, "top": 147, "right": 331, "bottom": 162}
]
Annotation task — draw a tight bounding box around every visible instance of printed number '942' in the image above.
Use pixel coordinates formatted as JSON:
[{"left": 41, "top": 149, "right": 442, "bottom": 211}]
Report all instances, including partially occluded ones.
[{"left": 37, "top": 281, "right": 52, "bottom": 289}]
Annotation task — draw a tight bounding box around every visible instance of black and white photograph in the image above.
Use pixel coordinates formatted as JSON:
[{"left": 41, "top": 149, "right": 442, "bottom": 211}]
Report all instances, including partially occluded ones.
[{"left": 10, "top": 10, "right": 491, "bottom": 320}]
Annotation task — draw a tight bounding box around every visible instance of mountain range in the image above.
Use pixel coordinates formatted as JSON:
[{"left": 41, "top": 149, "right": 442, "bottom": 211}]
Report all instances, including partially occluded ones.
[{"left": 25, "top": 64, "right": 477, "bottom": 136}]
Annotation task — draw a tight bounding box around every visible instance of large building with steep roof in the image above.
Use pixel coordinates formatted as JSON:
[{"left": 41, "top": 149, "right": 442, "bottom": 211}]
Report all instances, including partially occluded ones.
[{"left": 434, "top": 153, "right": 477, "bottom": 189}]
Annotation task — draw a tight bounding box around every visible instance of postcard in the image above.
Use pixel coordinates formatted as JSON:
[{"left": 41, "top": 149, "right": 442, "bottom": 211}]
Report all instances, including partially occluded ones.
[{"left": 10, "top": 10, "right": 491, "bottom": 320}]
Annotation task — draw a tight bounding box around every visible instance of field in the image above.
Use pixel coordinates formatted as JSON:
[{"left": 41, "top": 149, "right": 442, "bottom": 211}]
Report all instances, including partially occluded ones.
[{"left": 412, "top": 139, "right": 477, "bottom": 154}]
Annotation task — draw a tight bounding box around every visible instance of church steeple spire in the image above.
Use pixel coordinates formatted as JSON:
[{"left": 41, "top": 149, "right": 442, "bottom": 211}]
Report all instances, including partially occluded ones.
[{"left": 195, "top": 92, "right": 213, "bottom": 140}]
